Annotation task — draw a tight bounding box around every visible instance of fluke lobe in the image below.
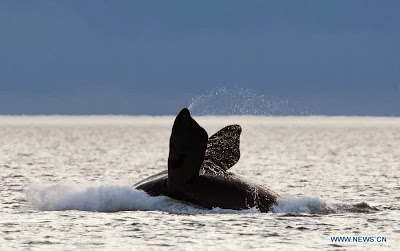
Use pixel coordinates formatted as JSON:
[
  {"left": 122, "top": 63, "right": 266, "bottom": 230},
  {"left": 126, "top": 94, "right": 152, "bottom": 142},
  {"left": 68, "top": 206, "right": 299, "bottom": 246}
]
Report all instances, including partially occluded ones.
[{"left": 135, "top": 108, "right": 278, "bottom": 212}]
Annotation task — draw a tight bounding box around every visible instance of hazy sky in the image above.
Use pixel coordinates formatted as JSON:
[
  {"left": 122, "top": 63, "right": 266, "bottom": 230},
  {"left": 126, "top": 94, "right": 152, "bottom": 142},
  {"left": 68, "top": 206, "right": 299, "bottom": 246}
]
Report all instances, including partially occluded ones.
[{"left": 1, "top": 0, "right": 399, "bottom": 115}]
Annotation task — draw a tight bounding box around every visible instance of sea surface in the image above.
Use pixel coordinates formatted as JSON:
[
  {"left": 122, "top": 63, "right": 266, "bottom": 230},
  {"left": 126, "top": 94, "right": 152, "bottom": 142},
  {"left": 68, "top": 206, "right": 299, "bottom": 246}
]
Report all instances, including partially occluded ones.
[{"left": 1, "top": 116, "right": 399, "bottom": 250}]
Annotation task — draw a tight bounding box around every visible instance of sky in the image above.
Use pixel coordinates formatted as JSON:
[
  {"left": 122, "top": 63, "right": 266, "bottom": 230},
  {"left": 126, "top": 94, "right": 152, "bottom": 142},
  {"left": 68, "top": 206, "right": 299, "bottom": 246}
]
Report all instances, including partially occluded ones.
[{"left": 1, "top": 0, "right": 399, "bottom": 115}]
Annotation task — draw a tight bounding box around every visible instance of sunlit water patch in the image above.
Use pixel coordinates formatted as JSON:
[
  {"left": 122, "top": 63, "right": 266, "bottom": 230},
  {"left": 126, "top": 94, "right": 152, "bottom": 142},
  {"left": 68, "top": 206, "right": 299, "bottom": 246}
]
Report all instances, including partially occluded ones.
[{"left": 1, "top": 116, "right": 399, "bottom": 250}]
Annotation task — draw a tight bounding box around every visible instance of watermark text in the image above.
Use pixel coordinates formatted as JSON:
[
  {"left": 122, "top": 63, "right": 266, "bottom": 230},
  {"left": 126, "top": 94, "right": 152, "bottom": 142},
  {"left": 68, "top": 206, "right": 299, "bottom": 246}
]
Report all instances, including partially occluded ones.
[{"left": 330, "top": 236, "right": 387, "bottom": 243}]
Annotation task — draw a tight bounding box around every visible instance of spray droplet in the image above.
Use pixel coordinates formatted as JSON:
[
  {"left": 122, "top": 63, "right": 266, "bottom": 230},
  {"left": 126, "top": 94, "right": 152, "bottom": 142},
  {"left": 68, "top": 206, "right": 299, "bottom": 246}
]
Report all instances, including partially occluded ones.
[{"left": 188, "top": 87, "right": 312, "bottom": 116}]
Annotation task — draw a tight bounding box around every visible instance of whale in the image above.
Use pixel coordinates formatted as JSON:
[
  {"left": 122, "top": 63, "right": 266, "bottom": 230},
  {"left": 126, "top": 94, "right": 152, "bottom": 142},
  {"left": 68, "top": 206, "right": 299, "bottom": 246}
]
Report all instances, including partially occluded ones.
[{"left": 135, "top": 108, "right": 279, "bottom": 212}]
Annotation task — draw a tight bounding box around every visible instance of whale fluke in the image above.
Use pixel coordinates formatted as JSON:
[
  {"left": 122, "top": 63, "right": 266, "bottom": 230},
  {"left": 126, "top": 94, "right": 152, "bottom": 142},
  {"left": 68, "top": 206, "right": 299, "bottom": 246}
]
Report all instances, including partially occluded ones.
[
  {"left": 201, "top": 124, "right": 241, "bottom": 175},
  {"left": 167, "top": 108, "right": 208, "bottom": 194}
]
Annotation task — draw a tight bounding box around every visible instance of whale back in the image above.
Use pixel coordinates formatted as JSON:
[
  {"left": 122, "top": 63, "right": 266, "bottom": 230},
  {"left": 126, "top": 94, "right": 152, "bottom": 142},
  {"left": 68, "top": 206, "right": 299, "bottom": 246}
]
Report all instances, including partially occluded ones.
[{"left": 167, "top": 108, "right": 208, "bottom": 194}]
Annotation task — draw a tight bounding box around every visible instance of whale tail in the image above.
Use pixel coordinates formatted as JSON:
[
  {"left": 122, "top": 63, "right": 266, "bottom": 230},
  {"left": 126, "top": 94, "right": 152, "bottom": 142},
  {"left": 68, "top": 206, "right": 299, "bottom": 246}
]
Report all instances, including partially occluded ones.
[{"left": 167, "top": 108, "right": 208, "bottom": 194}]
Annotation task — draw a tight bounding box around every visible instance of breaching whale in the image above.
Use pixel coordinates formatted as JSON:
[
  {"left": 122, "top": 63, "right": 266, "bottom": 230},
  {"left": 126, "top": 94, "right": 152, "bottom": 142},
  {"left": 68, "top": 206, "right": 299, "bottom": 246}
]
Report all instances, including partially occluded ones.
[{"left": 135, "top": 108, "right": 278, "bottom": 212}]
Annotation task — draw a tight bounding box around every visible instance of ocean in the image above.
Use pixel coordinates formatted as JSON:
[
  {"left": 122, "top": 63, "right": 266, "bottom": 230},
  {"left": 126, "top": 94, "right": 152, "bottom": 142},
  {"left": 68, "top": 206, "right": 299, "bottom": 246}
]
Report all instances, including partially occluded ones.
[{"left": 1, "top": 116, "right": 399, "bottom": 250}]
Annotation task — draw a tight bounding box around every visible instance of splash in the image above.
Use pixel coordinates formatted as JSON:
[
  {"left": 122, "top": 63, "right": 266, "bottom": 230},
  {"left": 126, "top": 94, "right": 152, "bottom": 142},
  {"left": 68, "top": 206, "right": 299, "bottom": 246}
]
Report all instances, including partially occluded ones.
[
  {"left": 24, "top": 183, "right": 258, "bottom": 214},
  {"left": 272, "top": 196, "right": 335, "bottom": 214},
  {"left": 25, "top": 183, "right": 375, "bottom": 214},
  {"left": 188, "top": 87, "right": 312, "bottom": 116},
  {"left": 272, "top": 196, "right": 378, "bottom": 214}
]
